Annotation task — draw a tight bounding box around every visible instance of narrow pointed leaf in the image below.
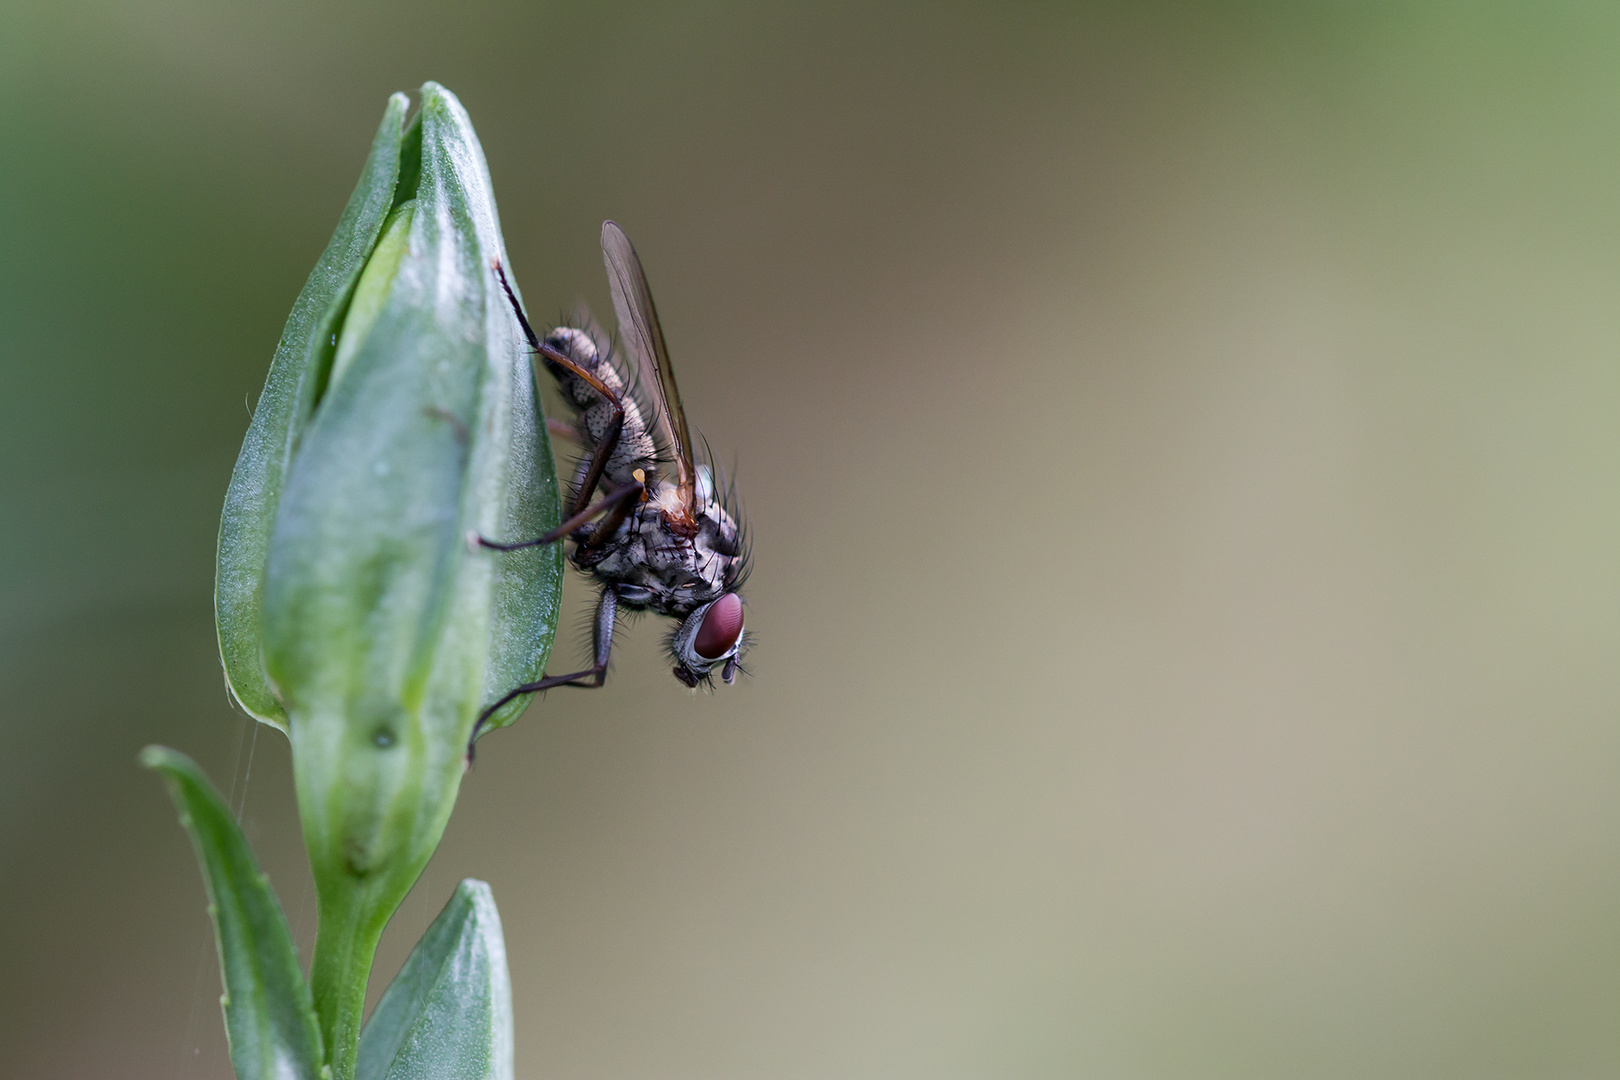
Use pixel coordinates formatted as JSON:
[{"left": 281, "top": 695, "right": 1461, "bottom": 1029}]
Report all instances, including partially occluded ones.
[
  {"left": 141, "top": 746, "right": 324, "bottom": 1080},
  {"left": 356, "top": 880, "right": 513, "bottom": 1080}
]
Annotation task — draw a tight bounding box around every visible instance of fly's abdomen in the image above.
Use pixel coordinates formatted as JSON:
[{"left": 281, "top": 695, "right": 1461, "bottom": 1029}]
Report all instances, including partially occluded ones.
[{"left": 542, "top": 325, "right": 658, "bottom": 491}]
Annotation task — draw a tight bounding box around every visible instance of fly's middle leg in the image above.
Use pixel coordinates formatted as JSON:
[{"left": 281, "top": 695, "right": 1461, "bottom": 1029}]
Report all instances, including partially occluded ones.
[{"left": 471, "top": 479, "right": 643, "bottom": 553}]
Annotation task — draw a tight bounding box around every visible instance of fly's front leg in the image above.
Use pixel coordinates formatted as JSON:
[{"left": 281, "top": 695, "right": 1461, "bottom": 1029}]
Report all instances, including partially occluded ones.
[{"left": 466, "top": 586, "right": 621, "bottom": 762}]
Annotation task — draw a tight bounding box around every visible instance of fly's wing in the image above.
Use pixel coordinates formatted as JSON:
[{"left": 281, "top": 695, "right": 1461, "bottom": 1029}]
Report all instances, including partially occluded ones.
[{"left": 601, "top": 220, "right": 696, "bottom": 519}]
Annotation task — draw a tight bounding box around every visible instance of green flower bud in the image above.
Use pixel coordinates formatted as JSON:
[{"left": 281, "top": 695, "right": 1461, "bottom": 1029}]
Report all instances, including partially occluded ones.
[{"left": 214, "top": 83, "right": 561, "bottom": 1080}]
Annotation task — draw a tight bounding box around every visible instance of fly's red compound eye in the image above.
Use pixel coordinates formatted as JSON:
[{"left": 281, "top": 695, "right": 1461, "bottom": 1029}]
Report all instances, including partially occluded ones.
[{"left": 694, "top": 593, "right": 744, "bottom": 659}]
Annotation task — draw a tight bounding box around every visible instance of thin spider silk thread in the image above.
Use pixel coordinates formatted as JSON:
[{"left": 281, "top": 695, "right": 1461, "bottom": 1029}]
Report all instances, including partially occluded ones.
[{"left": 178, "top": 716, "right": 258, "bottom": 1076}]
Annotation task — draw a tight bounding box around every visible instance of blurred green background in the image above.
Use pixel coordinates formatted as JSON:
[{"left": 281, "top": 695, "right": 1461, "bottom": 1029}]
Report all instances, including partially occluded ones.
[{"left": 3, "top": 2, "right": 1620, "bottom": 1077}]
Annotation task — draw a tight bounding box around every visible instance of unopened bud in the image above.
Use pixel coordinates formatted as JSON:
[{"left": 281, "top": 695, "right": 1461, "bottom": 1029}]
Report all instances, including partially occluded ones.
[{"left": 213, "top": 82, "right": 561, "bottom": 1079}]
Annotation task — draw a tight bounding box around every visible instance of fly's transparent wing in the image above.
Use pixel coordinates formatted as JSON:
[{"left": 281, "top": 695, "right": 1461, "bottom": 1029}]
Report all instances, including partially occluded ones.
[{"left": 601, "top": 220, "right": 695, "bottom": 518}]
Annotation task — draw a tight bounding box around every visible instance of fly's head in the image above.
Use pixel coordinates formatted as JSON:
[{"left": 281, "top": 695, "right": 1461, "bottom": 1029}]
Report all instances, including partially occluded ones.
[{"left": 668, "top": 591, "right": 747, "bottom": 686}]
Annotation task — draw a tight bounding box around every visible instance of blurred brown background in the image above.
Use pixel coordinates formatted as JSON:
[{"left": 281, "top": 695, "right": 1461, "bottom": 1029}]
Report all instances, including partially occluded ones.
[{"left": 3, "top": 3, "right": 1619, "bottom": 1078}]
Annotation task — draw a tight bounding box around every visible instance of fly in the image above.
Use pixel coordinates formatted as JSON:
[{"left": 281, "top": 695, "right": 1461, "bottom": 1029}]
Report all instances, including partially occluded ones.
[{"left": 470, "top": 221, "right": 750, "bottom": 742}]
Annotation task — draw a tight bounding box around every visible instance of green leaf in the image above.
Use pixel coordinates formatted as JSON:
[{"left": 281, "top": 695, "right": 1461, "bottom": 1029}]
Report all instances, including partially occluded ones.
[
  {"left": 355, "top": 880, "right": 513, "bottom": 1080},
  {"left": 216, "top": 91, "right": 415, "bottom": 731},
  {"left": 141, "top": 746, "right": 325, "bottom": 1080}
]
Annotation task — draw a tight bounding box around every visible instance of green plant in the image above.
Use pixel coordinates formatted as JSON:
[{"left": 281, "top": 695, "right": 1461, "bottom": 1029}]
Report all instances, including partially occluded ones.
[{"left": 146, "top": 82, "right": 561, "bottom": 1080}]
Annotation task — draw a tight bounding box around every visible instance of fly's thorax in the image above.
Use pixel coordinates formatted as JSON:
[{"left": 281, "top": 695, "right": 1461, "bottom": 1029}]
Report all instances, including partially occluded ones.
[
  {"left": 695, "top": 499, "right": 744, "bottom": 565},
  {"left": 575, "top": 495, "right": 743, "bottom": 620}
]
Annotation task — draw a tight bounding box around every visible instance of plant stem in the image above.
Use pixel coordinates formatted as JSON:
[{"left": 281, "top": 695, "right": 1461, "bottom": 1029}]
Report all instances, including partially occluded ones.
[{"left": 310, "top": 886, "right": 390, "bottom": 1080}]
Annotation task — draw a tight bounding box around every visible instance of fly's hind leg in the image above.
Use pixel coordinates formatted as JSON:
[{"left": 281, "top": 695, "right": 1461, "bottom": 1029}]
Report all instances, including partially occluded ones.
[
  {"left": 491, "top": 260, "right": 629, "bottom": 519},
  {"left": 475, "top": 261, "right": 638, "bottom": 552},
  {"left": 466, "top": 586, "right": 621, "bottom": 763}
]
